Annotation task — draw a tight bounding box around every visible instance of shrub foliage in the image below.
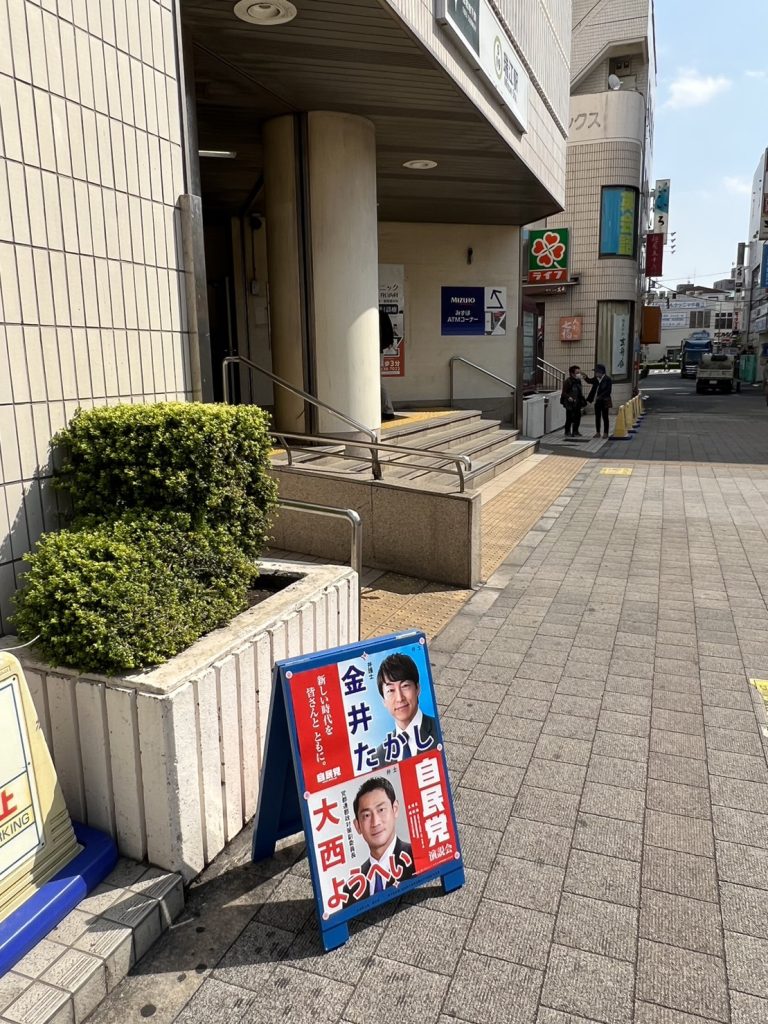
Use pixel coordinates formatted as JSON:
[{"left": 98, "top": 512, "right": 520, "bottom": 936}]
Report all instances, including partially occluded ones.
[{"left": 15, "top": 403, "right": 277, "bottom": 673}]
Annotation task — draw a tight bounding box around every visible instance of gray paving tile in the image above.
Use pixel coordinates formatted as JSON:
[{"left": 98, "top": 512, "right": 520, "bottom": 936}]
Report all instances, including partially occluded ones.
[
  {"left": 474, "top": 734, "right": 535, "bottom": 768},
  {"left": 284, "top": 917, "right": 383, "bottom": 985},
  {"left": 565, "top": 849, "right": 640, "bottom": 907},
  {"left": 710, "top": 777, "right": 768, "bottom": 814},
  {"left": 376, "top": 906, "right": 469, "bottom": 976},
  {"left": 573, "top": 814, "right": 643, "bottom": 862},
  {"left": 606, "top": 675, "right": 653, "bottom": 698},
  {"left": 592, "top": 731, "right": 648, "bottom": 762},
  {"left": 708, "top": 750, "right": 768, "bottom": 783},
  {"left": 402, "top": 865, "right": 486, "bottom": 920},
  {"left": 645, "top": 809, "right": 715, "bottom": 858},
  {"left": 345, "top": 957, "right": 448, "bottom": 1024},
  {"left": 0, "top": 975, "right": 31, "bottom": 1015},
  {"left": 579, "top": 782, "right": 645, "bottom": 823},
  {"left": 554, "top": 893, "right": 637, "bottom": 962},
  {"left": 500, "top": 694, "right": 554, "bottom": 721},
  {"left": 701, "top": 685, "right": 754, "bottom": 711},
  {"left": 586, "top": 755, "right": 647, "bottom": 791},
  {"left": 652, "top": 689, "right": 703, "bottom": 714},
  {"left": 646, "top": 778, "right": 711, "bottom": 819},
  {"left": 540, "top": 944, "right": 634, "bottom": 1024},
  {"left": 597, "top": 710, "right": 650, "bottom": 737},
  {"left": 640, "top": 889, "right": 723, "bottom": 956},
  {"left": 716, "top": 840, "right": 768, "bottom": 891},
  {"left": 443, "top": 718, "right": 489, "bottom": 750},
  {"left": 550, "top": 695, "right": 602, "bottom": 719},
  {"left": 500, "top": 817, "right": 573, "bottom": 868},
  {"left": 720, "top": 882, "right": 768, "bottom": 940},
  {"left": 636, "top": 939, "right": 729, "bottom": 1022},
  {"left": 542, "top": 713, "right": 597, "bottom": 741},
  {"left": 648, "top": 751, "right": 709, "bottom": 788},
  {"left": 524, "top": 758, "right": 587, "bottom": 795},
  {"left": 601, "top": 692, "right": 652, "bottom": 717},
  {"left": 486, "top": 714, "right": 544, "bottom": 743},
  {"left": 444, "top": 950, "right": 542, "bottom": 1024},
  {"left": 634, "top": 1003, "right": 722, "bottom": 1024},
  {"left": 454, "top": 787, "right": 515, "bottom": 830},
  {"left": 213, "top": 921, "right": 295, "bottom": 990},
  {"left": 513, "top": 785, "right": 581, "bottom": 828},
  {"left": 725, "top": 931, "right": 768, "bottom": 999},
  {"left": 460, "top": 760, "right": 526, "bottom": 797},
  {"left": 457, "top": 823, "right": 502, "bottom": 872},
  {"left": 466, "top": 899, "right": 554, "bottom": 969},
  {"left": 703, "top": 706, "right": 759, "bottom": 734},
  {"left": 537, "top": 1008, "right": 605, "bottom": 1024},
  {"left": 712, "top": 806, "right": 768, "bottom": 849},
  {"left": 643, "top": 845, "right": 719, "bottom": 903},
  {"left": 705, "top": 727, "right": 765, "bottom": 756},
  {"left": 173, "top": 979, "right": 256, "bottom": 1024},
  {"left": 557, "top": 677, "right": 606, "bottom": 699},
  {"left": 486, "top": 854, "right": 565, "bottom": 915},
  {"left": 446, "top": 696, "right": 498, "bottom": 724},
  {"left": 730, "top": 991, "right": 768, "bottom": 1023}
]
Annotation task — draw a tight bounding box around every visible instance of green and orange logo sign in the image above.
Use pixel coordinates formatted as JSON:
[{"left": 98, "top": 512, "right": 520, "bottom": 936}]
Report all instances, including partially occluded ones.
[{"left": 528, "top": 228, "right": 569, "bottom": 284}]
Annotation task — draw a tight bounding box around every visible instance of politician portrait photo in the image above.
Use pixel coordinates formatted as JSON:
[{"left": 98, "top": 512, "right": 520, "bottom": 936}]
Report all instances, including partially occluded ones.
[
  {"left": 374, "top": 652, "right": 438, "bottom": 767},
  {"left": 344, "top": 776, "right": 415, "bottom": 905}
]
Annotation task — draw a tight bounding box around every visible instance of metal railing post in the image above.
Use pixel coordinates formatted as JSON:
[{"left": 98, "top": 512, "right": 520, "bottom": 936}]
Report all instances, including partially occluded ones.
[{"left": 276, "top": 499, "right": 363, "bottom": 636}]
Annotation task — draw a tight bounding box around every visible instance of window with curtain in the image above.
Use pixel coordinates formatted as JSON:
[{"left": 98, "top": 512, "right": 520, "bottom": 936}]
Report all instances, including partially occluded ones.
[{"left": 596, "top": 300, "right": 633, "bottom": 382}]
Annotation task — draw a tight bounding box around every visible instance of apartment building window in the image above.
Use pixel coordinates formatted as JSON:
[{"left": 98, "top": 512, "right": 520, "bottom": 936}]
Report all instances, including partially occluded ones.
[
  {"left": 596, "top": 300, "right": 633, "bottom": 382},
  {"left": 599, "top": 187, "right": 639, "bottom": 258},
  {"left": 714, "top": 312, "right": 733, "bottom": 331},
  {"left": 689, "top": 310, "right": 712, "bottom": 329}
]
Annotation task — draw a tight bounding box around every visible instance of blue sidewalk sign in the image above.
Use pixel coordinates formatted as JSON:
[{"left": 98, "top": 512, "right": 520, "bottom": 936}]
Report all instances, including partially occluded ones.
[{"left": 252, "top": 631, "right": 465, "bottom": 951}]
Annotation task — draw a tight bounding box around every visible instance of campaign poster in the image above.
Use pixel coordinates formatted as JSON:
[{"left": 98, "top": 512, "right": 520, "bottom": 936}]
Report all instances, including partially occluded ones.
[
  {"left": 379, "top": 264, "right": 405, "bottom": 378},
  {"left": 285, "top": 635, "right": 460, "bottom": 920}
]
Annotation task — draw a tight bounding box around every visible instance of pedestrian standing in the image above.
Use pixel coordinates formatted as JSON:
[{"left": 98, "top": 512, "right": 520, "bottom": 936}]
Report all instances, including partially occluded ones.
[
  {"left": 585, "top": 363, "right": 613, "bottom": 438},
  {"left": 560, "top": 365, "right": 585, "bottom": 438},
  {"left": 379, "top": 309, "right": 396, "bottom": 421}
]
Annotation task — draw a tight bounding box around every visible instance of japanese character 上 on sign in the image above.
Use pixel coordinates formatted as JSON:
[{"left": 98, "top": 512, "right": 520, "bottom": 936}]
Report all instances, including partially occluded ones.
[
  {"left": 528, "top": 228, "right": 569, "bottom": 284},
  {"left": 252, "top": 632, "right": 465, "bottom": 952}
]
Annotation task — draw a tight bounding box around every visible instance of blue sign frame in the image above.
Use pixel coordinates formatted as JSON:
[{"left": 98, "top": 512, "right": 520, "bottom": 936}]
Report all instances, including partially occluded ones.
[{"left": 252, "top": 630, "right": 465, "bottom": 952}]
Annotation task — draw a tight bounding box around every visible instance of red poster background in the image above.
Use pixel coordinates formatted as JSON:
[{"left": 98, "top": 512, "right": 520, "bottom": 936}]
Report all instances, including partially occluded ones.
[
  {"left": 646, "top": 233, "right": 664, "bottom": 277},
  {"left": 290, "top": 666, "right": 354, "bottom": 794},
  {"left": 399, "top": 751, "right": 458, "bottom": 875}
]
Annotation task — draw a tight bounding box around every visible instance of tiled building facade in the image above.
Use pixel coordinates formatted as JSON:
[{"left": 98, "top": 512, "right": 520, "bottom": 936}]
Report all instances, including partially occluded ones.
[{"left": 526, "top": 0, "right": 656, "bottom": 403}]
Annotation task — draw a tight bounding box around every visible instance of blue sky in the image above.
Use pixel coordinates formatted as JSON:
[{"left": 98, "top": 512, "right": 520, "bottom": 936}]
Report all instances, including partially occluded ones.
[{"left": 653, "top": 0, "right": 768, "bottom": 287}]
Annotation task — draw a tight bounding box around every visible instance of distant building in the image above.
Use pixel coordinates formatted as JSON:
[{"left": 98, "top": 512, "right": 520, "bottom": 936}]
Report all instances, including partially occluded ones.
[
  {"left": 646, "top": 288, "right": 739, "bottom": 361},
  {"left": 522, "top": 0, "right": 656, "bottom": 403},
  {"left": 745, "top": 148, "right": 768, "bottom": 359}
]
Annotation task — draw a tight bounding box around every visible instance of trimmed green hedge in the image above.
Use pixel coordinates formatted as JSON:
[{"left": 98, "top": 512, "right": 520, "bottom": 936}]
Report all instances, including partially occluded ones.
[
  {"left": 14, "top": 403, "right": 278, "bottom": 673},
  {"left": 52, "top": 403, "right": 277, "bottom": 558}
]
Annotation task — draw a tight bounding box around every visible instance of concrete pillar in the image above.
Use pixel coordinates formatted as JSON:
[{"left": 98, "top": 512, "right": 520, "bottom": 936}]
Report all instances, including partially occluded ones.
[{"left": 263, "top": 112, "right": 380, "bottom": 437}]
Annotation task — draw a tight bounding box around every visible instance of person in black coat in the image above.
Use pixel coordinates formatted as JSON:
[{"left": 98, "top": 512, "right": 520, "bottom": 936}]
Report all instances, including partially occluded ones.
[
  {"left": 584, "top": 364, "right": 613, "bottom": 438},
  {"left": 560, "top": 365, "right": 586, "bottom": 438}
]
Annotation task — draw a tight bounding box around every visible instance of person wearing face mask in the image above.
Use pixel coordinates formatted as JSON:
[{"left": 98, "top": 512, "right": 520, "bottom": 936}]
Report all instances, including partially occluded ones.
[
  {"left": 560, "top": 365, "right": 586, "bottom": 438},
  {"left": 584, "top": 363, "right": 613, "bottom": 438}
]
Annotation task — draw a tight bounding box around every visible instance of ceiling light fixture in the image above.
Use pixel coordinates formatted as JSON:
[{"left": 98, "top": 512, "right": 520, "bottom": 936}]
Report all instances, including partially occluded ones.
[
  {"left": 199, "top": 150, "right": 238, "bottom": 159},
  {"left": 402, "top": 159, "right": 438, "bottom": 170},
  {"left": 233, "top": 0, "right": 297, "bottom": 26}
]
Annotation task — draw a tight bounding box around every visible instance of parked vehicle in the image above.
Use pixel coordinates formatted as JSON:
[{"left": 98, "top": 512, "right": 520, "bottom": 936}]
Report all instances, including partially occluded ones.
[
  {"left": 681, "top": 332, "right": 713, "bottom": 378},
  {"left": 695, "top": 353, "right": 740, "bottom": 394}
]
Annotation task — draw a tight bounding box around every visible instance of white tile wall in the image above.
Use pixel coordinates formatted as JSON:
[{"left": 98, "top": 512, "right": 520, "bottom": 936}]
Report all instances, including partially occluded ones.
[{"left": 0, "top": 0, "right": 193, "bottom": 633}]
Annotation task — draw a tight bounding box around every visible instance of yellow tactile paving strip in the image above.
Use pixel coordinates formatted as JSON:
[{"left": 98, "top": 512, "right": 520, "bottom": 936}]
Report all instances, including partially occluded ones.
[
  {"left": 380, "top": 410, "right": 454, "bottom": 430},
  {"left": 360, "top": 454, "right": 587, "bottom": 640}
]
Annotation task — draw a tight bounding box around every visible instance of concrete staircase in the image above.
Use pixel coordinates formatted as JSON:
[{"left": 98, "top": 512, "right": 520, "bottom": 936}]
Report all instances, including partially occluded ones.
[
  {"left": 269, "top": 410, "right": 539, "bottom": 588},
  {"left": 271, "top": 410, "right": 538, "bottom": 491}
]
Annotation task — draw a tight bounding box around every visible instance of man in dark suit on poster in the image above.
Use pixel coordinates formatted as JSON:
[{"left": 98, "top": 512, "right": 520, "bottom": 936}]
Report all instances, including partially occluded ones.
[
  {"left": 374, "top": 653, "right": 438, "bottom": 767},
  {"left": 344, "top": 777, "right": 415, "bottom": 905}
]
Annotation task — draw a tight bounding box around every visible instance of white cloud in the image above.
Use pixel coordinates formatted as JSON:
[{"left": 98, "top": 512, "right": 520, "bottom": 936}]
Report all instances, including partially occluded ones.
[
  {"left": 723, "top": 176, "right": 752, "bottom": 196},
  {"left": 665, "top": 69, "right": 731, "bottom": 109},
  {"left": 745, "top": 70, "right": 767, "bottom": 79}
]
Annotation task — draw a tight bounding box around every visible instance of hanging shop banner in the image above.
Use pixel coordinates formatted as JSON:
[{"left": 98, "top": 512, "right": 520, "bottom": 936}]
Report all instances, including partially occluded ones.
[
  {"left": 436, "top": 0, "right": 529, "bottom": 132},
  {"left": 612, "top": 312, "right": 630, "bottom": 377},
  {"left": 600, "top": 187, "right": 637, "bottom": 257},
  {"left": 379, "top": 265, "right": 406, "bottom": 378},
  {"left": 559, "top": 316, "right": 582, "bottom": 342},
  {"left": 761, "top": 244, "right": 768, "bottom": 290},
  {"left": 252, "top": 632, "right": 465, "bottom": 952},
  {"left": 654, "top": 179, "right": 670, "bottom": 238},
  {"left": 645, "top": 233, "right": 664, "bottom": 277},
  {"left": 528, "top": 229, "right": 569, "bottom": 284},
  {"left": 440, "top": 286, "right": 507, "bottom": 335}
]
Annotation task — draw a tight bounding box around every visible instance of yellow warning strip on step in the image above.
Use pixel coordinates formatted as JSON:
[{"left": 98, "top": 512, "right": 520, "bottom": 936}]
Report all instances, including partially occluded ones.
[
  {"left": 600, "top": 467, "right": 633, "bottom": 476},
  {"left": 380, "top": 409, "right": 454, "bottom": 429}
]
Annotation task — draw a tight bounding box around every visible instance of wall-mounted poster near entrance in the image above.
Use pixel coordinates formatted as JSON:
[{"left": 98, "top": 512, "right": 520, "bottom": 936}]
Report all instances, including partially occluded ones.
[
  {"left": 379, "top": 264, "right": 406, "bottom": 377},
  {"left": 252, "top": 632, "right": 464, "bottom": 952},
  {"left": 560, "top": 316, "right": 583, "bottom": 342}
]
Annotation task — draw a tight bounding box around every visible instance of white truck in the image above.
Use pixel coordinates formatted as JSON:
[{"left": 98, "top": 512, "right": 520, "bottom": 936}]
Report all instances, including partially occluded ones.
[{"left": 695, "top": 353, "right": 740, "bottom": 394}]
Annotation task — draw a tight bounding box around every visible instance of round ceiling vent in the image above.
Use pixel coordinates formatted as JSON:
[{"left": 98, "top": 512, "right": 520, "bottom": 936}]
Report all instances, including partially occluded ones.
[
  {"left": 402, "top": 159, "right": 438, "bottom": 170},
  {"left": 233, "top": 0, "right": 297, "bottom": 26}
]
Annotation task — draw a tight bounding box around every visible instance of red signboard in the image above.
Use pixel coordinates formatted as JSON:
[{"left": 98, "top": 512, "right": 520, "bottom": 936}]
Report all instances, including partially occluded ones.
[{"left": 646, "top": 233, "right": 664, "bottom": 277}]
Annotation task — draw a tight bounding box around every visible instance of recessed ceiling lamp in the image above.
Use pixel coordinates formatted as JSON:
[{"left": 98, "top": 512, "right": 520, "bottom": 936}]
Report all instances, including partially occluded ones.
[
  {"left": 403, "top": 159, "right": 438, "bottom": 170},
  {"left": 199, "top": 149, "right": 237, "bottom": 158},
  {"left": 233, "top": 0, "right": 297, "bottom": 25}
]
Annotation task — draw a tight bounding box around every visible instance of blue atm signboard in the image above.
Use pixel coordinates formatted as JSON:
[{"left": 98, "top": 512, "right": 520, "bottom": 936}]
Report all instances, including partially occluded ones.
[
  {"left": 252, "top": 632, "right": 465, "bottom": 951},
  {"left": 441, "top": 286, "right": 507, "bottom": 335}
]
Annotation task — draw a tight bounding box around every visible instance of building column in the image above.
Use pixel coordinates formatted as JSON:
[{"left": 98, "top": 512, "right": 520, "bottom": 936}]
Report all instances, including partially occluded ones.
[{"left": 263, "top": 112, "right": 380, "bottom": 437}]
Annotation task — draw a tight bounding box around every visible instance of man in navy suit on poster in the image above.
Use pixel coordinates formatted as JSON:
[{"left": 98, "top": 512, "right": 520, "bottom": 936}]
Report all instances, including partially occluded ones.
[
  {"left": 344, "top": 777, "right": 415, "bottom": 905},
  {"left": 374, "top": 653, "right": 438, "bottom": 767}
]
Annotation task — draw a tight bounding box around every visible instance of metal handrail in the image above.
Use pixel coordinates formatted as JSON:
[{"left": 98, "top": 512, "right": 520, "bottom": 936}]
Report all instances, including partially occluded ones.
[
  {"left": 537, "top": 357, "right": 566, "bottom": 389},
  {"left": 276, "top": 499, "right": 362, "bottom": 636},
  {"left": 449, "top": 356, "right": 518, "bottom": 426},
  {"left": 223, "top": 355, "right": 382, "bottom": 479},
  {"left": 272, "top": 431, "right": 472, "bottom": 492}
]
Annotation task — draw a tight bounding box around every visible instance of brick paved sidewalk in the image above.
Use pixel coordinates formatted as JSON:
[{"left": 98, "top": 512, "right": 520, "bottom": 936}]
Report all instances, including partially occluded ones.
[{"left": 91, "top": 459, "right": 768, "bottom": 1024}]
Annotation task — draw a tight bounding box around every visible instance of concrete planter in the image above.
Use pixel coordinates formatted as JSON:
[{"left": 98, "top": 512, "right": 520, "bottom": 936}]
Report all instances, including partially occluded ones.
[{"left": 15, "top": 561, "right": 358, "bottom": 881}]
